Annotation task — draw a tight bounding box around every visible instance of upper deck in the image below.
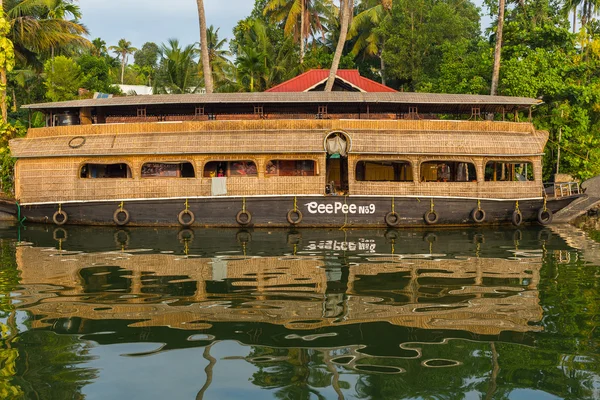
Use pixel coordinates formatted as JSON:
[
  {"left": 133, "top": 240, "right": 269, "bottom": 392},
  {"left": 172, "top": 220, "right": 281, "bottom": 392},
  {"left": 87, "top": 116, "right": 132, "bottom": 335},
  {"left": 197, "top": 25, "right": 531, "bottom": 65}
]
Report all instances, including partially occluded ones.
[{"left": 22, "top": 91, "right": 541, "bottom": 125}]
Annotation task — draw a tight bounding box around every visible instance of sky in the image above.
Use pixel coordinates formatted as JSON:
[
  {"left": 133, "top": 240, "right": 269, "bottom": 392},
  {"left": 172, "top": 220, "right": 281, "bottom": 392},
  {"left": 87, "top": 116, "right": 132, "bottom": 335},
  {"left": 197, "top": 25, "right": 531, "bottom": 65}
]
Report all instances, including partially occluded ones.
[
  {"left": 79, "top": 0, "right": 254, "bottom": 50},
  {"left": 79, "top": 0, "right": 491, "bottom": 52}
]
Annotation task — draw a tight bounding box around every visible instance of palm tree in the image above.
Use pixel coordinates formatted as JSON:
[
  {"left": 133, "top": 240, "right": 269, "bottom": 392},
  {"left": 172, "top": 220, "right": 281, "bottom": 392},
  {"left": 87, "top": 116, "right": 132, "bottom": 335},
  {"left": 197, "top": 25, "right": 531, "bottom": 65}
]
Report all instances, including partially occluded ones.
[
  {"left": 5, "top": 0, "right": 90, "bottom": 68},
  {"left": 205, "top": 26, "right": 232, "bottom": 86},
  {"left": 156, "top": 38, "right": 200, "bottom": 94},
  {"left": 347, "top": 0, "right": 392, "bottom": 85},
  {"left": 325, "top": 0, "right": 351, "bottom": 91},
  {"left": 264, "top": 0, "right": 331, "bottom": 64},
  {"left": 236, "top": 46, "right": 268, "bottom": 92},
  {"left": 490, "top": 0, "right": 505, "bottom": 96},
  {"left": 196, "top": 0, "right": 213, "bottom": 93},
  {"left": 91, "top": 38, "right": 107, "bottom": 57},
  {"left": 109, "top": 38, "right": 137, "bottom": 84}
]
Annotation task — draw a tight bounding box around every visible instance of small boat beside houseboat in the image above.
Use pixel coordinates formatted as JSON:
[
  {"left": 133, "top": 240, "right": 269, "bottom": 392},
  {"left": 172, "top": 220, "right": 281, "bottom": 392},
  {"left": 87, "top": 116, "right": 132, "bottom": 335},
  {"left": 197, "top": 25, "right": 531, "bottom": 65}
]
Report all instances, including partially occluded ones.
[{"left": 7, "top": 92, "right": 581, "bottom": 227}]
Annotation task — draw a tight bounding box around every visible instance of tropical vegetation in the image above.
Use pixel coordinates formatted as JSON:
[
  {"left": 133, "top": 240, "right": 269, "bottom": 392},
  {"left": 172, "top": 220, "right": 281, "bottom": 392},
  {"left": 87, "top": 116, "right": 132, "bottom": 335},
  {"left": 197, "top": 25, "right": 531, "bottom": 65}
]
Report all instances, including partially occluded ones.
[{"left": 0, "top": 0, "right": 598, "bottom": 192}]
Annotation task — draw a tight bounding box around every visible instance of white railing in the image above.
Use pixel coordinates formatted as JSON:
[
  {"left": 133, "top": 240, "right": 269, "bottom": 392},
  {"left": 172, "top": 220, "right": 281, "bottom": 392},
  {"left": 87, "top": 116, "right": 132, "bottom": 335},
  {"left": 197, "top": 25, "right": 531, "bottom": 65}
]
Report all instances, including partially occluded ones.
[{"left": 544, "top": 182, "right": 581, "bottom": 198}]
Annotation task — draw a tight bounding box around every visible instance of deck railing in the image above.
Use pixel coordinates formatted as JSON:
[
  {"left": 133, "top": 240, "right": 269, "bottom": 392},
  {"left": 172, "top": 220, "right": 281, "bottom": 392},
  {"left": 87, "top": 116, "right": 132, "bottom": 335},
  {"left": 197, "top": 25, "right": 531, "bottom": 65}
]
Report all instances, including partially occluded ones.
[{"left": 544, "top": 182, "right": 581, "bottom": 198}]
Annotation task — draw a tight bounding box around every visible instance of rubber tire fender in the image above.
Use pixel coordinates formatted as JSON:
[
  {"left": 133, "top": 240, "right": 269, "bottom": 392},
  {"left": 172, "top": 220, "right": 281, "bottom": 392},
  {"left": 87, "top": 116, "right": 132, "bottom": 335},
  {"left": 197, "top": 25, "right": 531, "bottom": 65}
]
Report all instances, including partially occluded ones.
[
  {"left": 471, "top": 208, "right": 486, "bottom": 223},
  {"left": 52, "top": 210, "right": 68, "bottom": 226},
  {"left": 537, "top": 208, "right": 553, "bottom": 225},
  {"left": 511, "top": 210, "right": 523, "bottom": 226},
  {"left": 384, "top": 211, "right": 400, "bottom": 227},
  {"left": 113, "top": 208, "right": 130, "bottom": 226},
  {"left": 286, "top": 209, "right": 303, "bottom": 225},
  {"left": 236, "top": 210, "right": 252, "bottom": 226},
  {"left": 424, "top": 210, "right": 439, "bottom": 225},
  {"left": 178, "top": 209, "right": 195, "bottom": 227}
]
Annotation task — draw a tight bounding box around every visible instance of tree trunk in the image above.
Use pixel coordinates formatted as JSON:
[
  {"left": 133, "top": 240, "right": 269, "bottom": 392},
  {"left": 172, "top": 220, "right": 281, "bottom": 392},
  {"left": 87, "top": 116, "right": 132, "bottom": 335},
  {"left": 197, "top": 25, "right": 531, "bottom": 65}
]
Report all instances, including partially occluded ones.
[
  {"left": 490, "top": 0, "right": 505, "bottom": 96},
  {"left": 120, "top": 51, "right": 125, "bottom": 84},
  {"left": 197, "top": 0, "right": 214, "bottom": 94},
  {"left": 379, "top": 50, "right": 386, "bottom": 86},
  {"left": 300, "top": 0, "right": 305, "bottom": 64},
  {"left": 325, "top": 0, "right": 350, "bottom": 92},
  {"left": 573, "top": 9, "right": 576, "bottom": 33},
  {"left": 0, "top": 68, "right": 6, "bottom": 122}
]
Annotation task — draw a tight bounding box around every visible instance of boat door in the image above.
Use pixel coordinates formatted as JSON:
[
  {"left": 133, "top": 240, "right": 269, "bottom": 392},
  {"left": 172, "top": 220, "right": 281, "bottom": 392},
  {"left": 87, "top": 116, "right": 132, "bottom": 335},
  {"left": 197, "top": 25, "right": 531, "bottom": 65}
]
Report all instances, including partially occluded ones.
[{"left": 325, "top": 132, "right": 349, "bottom": 195}]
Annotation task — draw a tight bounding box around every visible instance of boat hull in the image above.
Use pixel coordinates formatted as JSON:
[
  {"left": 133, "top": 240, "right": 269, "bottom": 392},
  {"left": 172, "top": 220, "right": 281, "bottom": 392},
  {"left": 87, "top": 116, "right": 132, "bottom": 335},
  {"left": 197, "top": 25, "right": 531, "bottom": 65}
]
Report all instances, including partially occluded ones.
[{"left": 18, "top": 195, "right": 580, "bottom": 228}]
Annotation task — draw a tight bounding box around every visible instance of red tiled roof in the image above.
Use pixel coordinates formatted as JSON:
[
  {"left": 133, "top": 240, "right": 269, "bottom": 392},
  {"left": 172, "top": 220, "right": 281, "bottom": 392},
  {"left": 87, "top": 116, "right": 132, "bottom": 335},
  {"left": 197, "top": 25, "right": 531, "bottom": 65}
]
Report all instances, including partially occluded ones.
[{"left": 265, "top": 69, "right": 397, "bottom": 93}]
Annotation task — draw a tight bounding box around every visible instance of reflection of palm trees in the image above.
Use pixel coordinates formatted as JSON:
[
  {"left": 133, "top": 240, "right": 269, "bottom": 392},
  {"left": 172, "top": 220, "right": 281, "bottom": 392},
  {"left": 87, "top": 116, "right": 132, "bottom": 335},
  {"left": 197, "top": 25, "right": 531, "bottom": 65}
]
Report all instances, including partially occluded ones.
[{"left": 196, "top": 343, "right": 216, "bottom": 400}]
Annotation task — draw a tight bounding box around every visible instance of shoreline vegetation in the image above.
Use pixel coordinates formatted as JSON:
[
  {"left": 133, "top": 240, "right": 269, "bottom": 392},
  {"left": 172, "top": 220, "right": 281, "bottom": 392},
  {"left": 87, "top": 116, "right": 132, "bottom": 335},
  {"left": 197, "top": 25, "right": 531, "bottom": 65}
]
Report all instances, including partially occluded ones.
[{"left": 0, "top": 0, "right": 599, "bottom": 196}]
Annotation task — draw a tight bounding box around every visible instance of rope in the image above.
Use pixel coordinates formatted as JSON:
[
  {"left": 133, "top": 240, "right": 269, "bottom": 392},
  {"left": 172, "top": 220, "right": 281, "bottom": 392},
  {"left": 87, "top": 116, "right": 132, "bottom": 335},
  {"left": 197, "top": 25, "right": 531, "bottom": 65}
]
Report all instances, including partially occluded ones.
[
  {"left": 392, "top": 197, "right": 395, "bottom": 213},
  {"left": 543, "top": 196, "right": 547, "bottom": 212},
  {"left": 119, "top": 201, "right": 124, "bottom": 211},
  {"left": 430, "top": 198, "right": 435, "bottom": 213},
  {"left": 293, "top": 196, "right": 297, "bottom": 212},
  {"left": 15, "top": 201, "right": 26, "bottom": 225},
  {"left": 515, "top": 200, "right": 520, "bottom": 213},
  {"left": 185, "top": 198, "right": 189, "bottom": 211},
  {"left": 339, "top": 195, "right": 349, "bottom": 231},
  {"left": 58, "top": 203, "right": 62, "bottom": 213},
  {"left": 477, "top": 199, "right": 481, "bottom": 211},
  {"left": 242, "top": 197, "right": 246, "bottom": 213}
]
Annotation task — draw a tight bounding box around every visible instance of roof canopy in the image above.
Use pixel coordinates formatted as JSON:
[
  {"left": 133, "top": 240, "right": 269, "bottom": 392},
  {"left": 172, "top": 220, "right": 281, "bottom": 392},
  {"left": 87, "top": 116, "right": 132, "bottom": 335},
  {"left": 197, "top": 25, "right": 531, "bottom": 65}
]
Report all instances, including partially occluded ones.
[{"left": 23, "top": 92, "right": 541, "bottom": 115}]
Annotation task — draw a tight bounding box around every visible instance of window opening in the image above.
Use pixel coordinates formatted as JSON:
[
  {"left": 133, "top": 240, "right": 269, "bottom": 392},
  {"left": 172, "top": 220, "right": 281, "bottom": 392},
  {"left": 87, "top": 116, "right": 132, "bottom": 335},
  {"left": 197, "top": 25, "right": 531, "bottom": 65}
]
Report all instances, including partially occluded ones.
[
  {"left": 420, "top": 161, "right": 476, "bottom": 182},
  {"left": 485, "top": 161, "right": 533, "bottom": 182},
  {"left": 80, "top": 163, "right": 132, "bottom": 178},
  {"left": 141, "top": 162, "right": 195, "bottom": 178},
  {"left": 203, "top": 161, "right": 258, "bottom": 177},
  {"left": 355, "top": 160, "right": 413, "bottom": 182},
  {"left": 266, "top": 160, "right": 316, "bottom": 176}
]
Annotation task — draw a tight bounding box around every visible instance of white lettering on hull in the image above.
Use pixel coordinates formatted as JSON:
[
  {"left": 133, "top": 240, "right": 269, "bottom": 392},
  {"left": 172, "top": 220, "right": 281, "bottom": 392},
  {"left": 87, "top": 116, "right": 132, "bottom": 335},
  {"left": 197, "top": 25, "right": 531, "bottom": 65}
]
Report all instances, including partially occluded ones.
[{"left": 305, "top": 202, "right": 375, "bottom": 215}]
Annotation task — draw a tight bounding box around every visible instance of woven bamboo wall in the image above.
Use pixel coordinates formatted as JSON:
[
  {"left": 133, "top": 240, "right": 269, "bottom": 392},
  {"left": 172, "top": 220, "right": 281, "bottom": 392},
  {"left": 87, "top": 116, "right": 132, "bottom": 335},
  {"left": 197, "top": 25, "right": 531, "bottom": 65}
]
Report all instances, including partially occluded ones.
[
  {"left": 15, "top": 153, "right": 543, "bottom": 203},
  {"left": 26, "top": 119, "right": 536, "bottom": 139},
  {"left": 15, "top": 153, "right": 327, "bottom": 203},
  {"left": 16, "top": 246, "right": 542, "bottom": 334},
  {"left": 10, "top": 129, "right": 547, "bottom": 159}
]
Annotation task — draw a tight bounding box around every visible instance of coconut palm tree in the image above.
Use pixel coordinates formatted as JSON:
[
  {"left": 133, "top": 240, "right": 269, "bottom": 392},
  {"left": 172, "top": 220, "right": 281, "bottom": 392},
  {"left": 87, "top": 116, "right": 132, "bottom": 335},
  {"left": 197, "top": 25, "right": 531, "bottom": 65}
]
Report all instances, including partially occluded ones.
[
  {"left": 490, "top": 0, "right": 505, "bottom": 96},
  {"left": 236, "top": 46, "right": 268, "bottom": 92},
  {"left": 109, "top": 38, "right": 137, "bottom": 84},
  {"left": 5, "top": 0, "right": 90, "bottom": 68},
  {"left": 205, "top": 25, "right": 232, "bottom": 86},
  {"left": 264, "top": 0, "right": 331, "bottom": 63},
  {"left": 325, "top": 0, "right": 351, "bottom": 91},
  {"left": 156, "top": 38, "right": 200, "bottom": 94},
  {"left": 347, "top": 0, "right": 392, "bottom": 84},
  {"left": 196, "top": 0, "right": 213, "bottom": 93}
]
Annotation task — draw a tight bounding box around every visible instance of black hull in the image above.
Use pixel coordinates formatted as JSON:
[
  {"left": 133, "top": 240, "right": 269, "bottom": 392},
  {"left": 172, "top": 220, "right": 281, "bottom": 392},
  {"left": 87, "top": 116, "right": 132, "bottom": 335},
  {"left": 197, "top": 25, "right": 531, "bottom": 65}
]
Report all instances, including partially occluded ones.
[{"left": 19, "top": 195, "right": 581, "bottom": 228}]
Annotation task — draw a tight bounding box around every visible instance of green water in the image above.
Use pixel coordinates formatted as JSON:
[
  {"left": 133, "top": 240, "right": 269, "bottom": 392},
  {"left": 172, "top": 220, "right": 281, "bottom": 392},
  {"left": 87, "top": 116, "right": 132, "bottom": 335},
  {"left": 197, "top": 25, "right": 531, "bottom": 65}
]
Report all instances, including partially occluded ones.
[{"left": 0, "top": 224, "right": 598, "bottom": 399}]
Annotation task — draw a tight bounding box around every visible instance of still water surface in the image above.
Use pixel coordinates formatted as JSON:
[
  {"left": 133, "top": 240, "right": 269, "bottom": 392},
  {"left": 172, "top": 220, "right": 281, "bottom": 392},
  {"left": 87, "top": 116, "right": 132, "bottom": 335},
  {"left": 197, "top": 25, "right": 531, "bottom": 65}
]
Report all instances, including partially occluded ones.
[{"left": 0, "top": 224, "right": 598, "bottom": 399}]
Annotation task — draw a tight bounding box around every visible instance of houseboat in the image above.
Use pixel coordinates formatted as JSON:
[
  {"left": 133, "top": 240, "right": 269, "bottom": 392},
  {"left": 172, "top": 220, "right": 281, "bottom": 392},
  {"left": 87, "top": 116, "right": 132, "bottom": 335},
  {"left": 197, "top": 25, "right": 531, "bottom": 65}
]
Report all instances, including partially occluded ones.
[{"left": 7, "top": 92, "right": 581, "bottom": 228}]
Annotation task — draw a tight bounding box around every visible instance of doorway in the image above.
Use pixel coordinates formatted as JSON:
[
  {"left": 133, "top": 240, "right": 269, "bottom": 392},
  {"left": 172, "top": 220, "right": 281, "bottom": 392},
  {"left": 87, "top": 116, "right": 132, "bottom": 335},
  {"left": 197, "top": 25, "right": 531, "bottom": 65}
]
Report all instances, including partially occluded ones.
[{"left": 325, "top": 132, "right": 349, "bottom": 195}]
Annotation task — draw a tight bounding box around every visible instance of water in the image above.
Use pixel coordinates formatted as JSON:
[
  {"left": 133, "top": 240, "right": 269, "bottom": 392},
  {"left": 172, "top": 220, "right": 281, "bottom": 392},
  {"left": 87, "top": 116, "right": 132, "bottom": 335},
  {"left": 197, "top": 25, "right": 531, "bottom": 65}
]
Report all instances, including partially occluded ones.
[{"left": 0, "top": 224, "right": 598, "bottom": 399}]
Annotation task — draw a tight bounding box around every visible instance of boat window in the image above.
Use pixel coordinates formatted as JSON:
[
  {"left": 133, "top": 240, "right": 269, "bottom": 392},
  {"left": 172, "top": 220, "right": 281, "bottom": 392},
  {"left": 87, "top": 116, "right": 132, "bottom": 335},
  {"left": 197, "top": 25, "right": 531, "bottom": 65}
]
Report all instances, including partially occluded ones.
[
  {"left": 485, "top": 161, "right": 533, "bottom": 181},
  {"left": 203, "top": 161, "right": 258, "bottom": 177},
  {"left": 420, "top": 161, "right": 476, "bottom": 182},
  {"left": 265, "top": 160, "right": 316, "bottom": 176},
  {"left": 355, "top": 160, "right": 413, "bottom": 182},
  {"left": 141, "top": 162, "right": 195, "bottom": 178},
  {"left": 80, "top": 163, "right": 132, "bottom": 178}
]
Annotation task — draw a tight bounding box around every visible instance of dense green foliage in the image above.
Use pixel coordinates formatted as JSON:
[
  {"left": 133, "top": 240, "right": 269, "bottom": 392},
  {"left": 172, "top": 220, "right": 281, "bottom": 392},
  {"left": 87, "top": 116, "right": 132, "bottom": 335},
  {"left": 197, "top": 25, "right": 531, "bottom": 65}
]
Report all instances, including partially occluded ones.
[{"left": 0, "top": 0, "right": 600, "bottom": 191}]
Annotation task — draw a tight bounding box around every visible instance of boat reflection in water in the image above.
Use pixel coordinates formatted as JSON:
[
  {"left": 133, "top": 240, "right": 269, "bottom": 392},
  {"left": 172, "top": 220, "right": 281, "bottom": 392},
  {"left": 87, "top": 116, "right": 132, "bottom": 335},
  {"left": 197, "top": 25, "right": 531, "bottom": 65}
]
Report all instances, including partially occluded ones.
[{"left": 10, "top": 226, "right": 592, "bottom": 399}]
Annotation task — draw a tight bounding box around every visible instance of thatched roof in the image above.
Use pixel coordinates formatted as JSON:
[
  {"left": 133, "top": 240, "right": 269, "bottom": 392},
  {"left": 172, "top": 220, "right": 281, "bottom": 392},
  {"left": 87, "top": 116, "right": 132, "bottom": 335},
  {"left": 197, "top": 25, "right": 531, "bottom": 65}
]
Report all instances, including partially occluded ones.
[{"left": 22, "top": 92, "right": 541, "bottom": 114}]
